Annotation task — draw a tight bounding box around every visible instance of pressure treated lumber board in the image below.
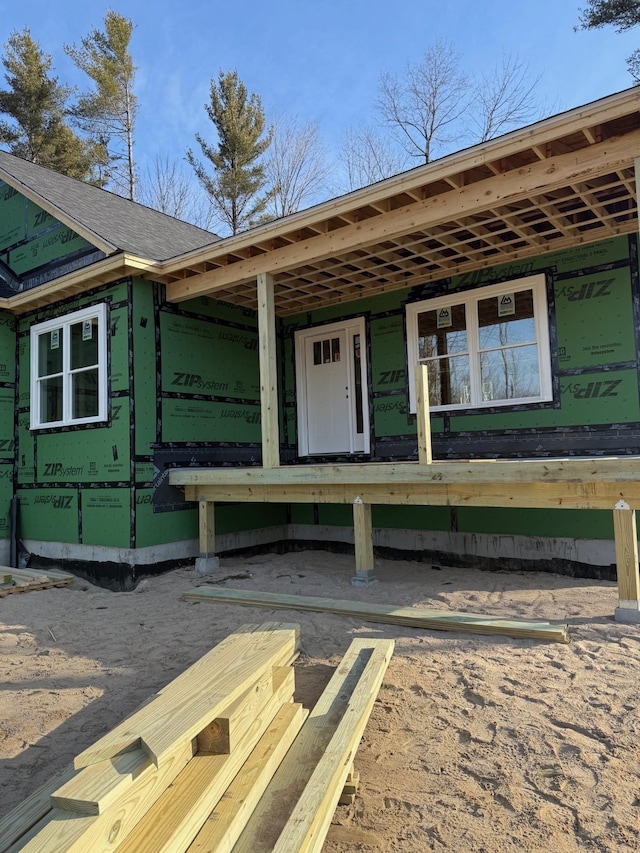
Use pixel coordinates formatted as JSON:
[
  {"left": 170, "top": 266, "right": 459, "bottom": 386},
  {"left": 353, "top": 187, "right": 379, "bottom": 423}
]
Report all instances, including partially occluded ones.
[
  {"left": 0, "top": 764, "right": 77, "bottom": 853},
  {"left": 114, "top": 693, "right": 302, "bottom": 853},
  {"left": 13, "top": 739, "right": 195, "bottom": 853},
  {"left": 187, "top": 703, "right": 307, "bottom": 853},
  {"left": 0, "top": 567, "right": 74, "bottom": 597},
  {"left": 51, "top": 748, "right": 152, "bottom": 815},
  {"left": 14, "top": 668, "right": 297, "bottom": 853},
  {"left": 272, "top": 642, "right": 393, "bottom": 853},
  {"left": 232, "top": 638, "right": 394, "bottom": 853},
  {"left": 74, "top": 621, "right": 299, "bottom": 768},
  {"left": 183, "top": 588, "right": 570, "bottom": 643}
]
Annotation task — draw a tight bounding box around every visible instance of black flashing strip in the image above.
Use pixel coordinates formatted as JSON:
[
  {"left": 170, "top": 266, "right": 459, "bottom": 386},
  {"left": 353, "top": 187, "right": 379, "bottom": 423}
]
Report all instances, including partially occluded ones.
[
  {"left": 159, "top": 299, "right": 258, "bottom": 333},
  {"left": 552, "top": 255, "right": 632, "bottom": 282},
  {"left": 153, "top": 285, "right": 162, "bottom": 445},
  {"left": 127, "top": 279, "right": 135, "bottom": 550},
  {"left": 629, "top": 233, "right": 640, "bottom": 414},
  {"left": 558, "top": 361, "right": 638, "bottom": 377},
  {"left": 160, "top": 391, "right": 261, "bottom": 406},
  {"left": 18, "top": 480, "right": 132, "bottom": 489}
]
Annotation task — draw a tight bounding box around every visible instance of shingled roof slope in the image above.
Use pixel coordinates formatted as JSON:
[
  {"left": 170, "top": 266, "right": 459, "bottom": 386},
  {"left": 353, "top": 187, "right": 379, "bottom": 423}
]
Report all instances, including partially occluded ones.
[{"left": 0, "top": 150, "right": 220, "bottom": 261}]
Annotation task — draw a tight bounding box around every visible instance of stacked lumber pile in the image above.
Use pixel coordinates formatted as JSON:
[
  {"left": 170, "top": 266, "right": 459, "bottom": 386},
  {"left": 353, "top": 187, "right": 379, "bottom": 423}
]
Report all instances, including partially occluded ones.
[
  {"left": 0, "top": 567, "right": 74, "bottom": 597},
  {"left": 0, "top": 622, "right": 394, "bottom": 852},
  {"left": 183, "top": 586, "right": 570, "bottom": 643}
]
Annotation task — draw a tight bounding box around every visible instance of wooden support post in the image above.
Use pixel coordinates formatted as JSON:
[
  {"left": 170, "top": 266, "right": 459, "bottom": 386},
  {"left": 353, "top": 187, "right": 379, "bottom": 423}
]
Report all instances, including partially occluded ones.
[
  {"left": 415, "top": 363, "right": 432, "bottom": 464},
  {"left": 257, "top": 272, "right": 280, "bottom": 469},
  {"left": 196, "top": 497, "right": 219, "bottom": 575},
  {"left": 613, "top": 500, "right": 640, "bottom": 623},
  {"left": 351, "top": 497, "right": 377, "bottom": 587}
]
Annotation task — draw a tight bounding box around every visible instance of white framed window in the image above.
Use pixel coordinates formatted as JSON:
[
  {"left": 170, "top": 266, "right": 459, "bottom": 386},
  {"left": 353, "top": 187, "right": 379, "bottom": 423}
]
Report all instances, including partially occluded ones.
[
  {"left": 406, "top": 275, "right": 552, "bottom": 413},
  {"left": 30, "top": 303, "right": 108, "bottom": 429}
]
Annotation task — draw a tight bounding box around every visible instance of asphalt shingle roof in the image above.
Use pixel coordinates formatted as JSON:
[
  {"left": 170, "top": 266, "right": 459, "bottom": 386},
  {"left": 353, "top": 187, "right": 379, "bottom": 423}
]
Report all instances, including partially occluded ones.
[{"left": 0, "top": 150, "right": 220, "bottom": 262}]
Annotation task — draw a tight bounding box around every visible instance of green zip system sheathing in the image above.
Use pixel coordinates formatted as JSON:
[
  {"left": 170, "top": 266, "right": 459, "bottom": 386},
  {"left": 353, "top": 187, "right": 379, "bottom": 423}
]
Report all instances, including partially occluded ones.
[{"left": 281, "top": 234, "right": 640, "bottom": 560}]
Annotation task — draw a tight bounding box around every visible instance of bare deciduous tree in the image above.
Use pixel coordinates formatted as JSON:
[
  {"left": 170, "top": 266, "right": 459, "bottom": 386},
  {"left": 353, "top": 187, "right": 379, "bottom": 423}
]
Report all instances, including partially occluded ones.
[
  {"left": 376, "top": 38, "right": 469, "bottom": 164},
  {"left": 264, "top": 114, "right": 330, "bottom": 218},
  {"left": 339, "top": 124, "right": 408, "bottom": 191},
  {"left": 139, "top": 153, "right": 215, "bottom": 230},
  {"left": 470, "top": 54, "right": 542, "bottom": 142}
]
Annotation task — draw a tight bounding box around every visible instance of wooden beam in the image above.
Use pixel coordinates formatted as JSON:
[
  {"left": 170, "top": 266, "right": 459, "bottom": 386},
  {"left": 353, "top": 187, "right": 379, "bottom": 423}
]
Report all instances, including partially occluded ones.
[
  {"left": 231, "top": 639, "right": 394, "bottom": 853},
  {"left": 74, "top": 623, "right": 299, "bottom": 768},
  {"left": 271, "top": 642, "right": 394, "bottom": 853},
  {"left": 182, "top": 587, "right": 570, "bottom": 643},
  {"left": 0, "top": 764, "right": 77, "bottom": 852},
  {"left": 166, "top": 130, "right": 640, "bottom": 302},
  {"left": 188, "top": 703, "right": 307, "bottom": 853},
  {"left": 159, "top": 88, "right": 640, "bottom": 283},
  {"left": 353, "top": 498, "right": 374, "bottom": 573},
  {"left": 415, "top": 363, "right": 432, "bottom": 464},
  {"left": 184, "top": 479, "right": 640, "bottom": 512},
  {"left": 257, "top": 272, "right": 280, "bottom": 469},
  {"left": 613, "top": 503, "right": 640, "bottom": 605},
  {"left": 112, "top": 675, "right": 298, "bottom": 853},
  {"left": 171, "top": 456, "right": 640, "bottom": 487},
  {"left": 198, "top": 496, "right": 215, "bottom": 557},
  {"left": 50, "top": 749, "right": 151, "bottom": 816},
  {"left": 196, "top": 666, "right": 292, "bottom": 754}
]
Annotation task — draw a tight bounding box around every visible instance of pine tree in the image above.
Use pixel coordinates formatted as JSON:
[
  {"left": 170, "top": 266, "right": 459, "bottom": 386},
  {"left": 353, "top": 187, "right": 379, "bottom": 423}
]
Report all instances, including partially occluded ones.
[
  {"left": 577, "top": 1, "right": 640, "bottom": 80},
  {"left": 0, "top": 29, "right": 105, "bottom": 180},
  {"left": 65, "top": 10, "right": 137, "bottom": 199},
  {"left": 187, "top": 70, "right": 273, "bottom": 235}
]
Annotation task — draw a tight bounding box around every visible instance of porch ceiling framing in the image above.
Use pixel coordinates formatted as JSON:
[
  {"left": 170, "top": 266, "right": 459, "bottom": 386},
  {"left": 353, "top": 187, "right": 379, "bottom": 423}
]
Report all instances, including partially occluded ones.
[{"left": 159, "top": 92, "right": 640, "bottom": 316}]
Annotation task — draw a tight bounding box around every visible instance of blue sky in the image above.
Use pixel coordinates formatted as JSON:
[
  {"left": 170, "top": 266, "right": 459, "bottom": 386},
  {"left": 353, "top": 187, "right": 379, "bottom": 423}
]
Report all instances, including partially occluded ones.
[{"left": 2, "top": 0, "right": 639, "bottom": 201}]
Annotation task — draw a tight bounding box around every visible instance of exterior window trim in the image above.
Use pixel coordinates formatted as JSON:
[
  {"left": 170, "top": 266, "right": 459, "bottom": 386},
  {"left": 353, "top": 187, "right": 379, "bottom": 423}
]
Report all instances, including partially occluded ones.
[
  {"left": 405, "top": 274, "right": 552, "bottom": 413},
  {"left": 30, "top": 303, "right": 108, "bottom": 430}
]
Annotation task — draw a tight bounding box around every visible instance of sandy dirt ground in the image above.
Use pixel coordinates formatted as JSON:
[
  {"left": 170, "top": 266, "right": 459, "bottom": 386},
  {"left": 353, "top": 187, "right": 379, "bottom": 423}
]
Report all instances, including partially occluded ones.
[{"left": 1, "top": 550, "right": 639, "bottom": 851}]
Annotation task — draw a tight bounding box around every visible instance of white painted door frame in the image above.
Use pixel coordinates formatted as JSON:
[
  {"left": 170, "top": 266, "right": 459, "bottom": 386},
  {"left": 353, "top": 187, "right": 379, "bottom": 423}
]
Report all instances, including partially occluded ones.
[{"left": 295, "top": 317, "right": 370, "bottom": 456}]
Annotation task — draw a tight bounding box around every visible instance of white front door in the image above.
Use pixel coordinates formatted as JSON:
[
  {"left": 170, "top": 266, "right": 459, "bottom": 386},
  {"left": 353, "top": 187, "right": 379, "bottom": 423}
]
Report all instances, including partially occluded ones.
[{"left": 295, "top": 318, "right": 369, "bottom": 456}]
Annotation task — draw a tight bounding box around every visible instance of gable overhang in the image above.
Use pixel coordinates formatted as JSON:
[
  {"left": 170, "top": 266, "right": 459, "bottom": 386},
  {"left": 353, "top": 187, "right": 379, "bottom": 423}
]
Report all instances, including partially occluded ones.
[
  {"left": 157, "top": 87, "right": 640, "bottom": 316},
  {"left": 0, "top": 253, "right": 161, "bottom": 314},
  {"left": 0, "top": 169, "right": 118, "bottom": 257}
]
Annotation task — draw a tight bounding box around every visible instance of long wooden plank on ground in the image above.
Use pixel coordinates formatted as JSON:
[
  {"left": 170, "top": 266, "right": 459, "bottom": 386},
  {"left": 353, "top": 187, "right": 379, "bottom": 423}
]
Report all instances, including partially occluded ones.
[
  {"left": 0, "top": 764, "right": 77, "bottom": 853},
  {"left": 183, "top": 587, "right": 570, "bottom": 643},
  {"left": 13, "top": 664, "right": 297, "bottom": 852},
  {"left": 113, "top": 679, "right": 300, "bottom": 853},
  {"left": 74, "top": 621, "right": 299, "bottom": 768},
  {"left": 188, "top": 703, "right": 308, "bottom": 853},
  {"left": 232, "top": 638, "right": 394, "bottom": 853}
]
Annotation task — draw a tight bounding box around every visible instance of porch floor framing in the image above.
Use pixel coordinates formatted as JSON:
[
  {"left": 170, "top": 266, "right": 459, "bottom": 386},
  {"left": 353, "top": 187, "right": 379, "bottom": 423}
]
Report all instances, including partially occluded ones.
[{"left": 170, "top": 457, "right": 640, "bottom": 623}]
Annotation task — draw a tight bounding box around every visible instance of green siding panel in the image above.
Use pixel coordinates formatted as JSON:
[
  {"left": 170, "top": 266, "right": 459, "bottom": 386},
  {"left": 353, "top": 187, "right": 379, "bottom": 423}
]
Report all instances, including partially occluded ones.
[
  {"left": 0, "top": 463, "right": 12, "bottom": 542},
  {"left": 82, "top": 488, "right": 131, "bottom": 548},
  {"left": 162, "top": 398, "right": 261, "bottom": 443},
  {"left": 555, "top": 267, "right": 636, "bottom": 370},
  {"left": 36, "top": 400, "right": 130, "bottom": 483},
  {"left": 19, "top": 488, "right": 79, "bottom": 543},
  {"left": 110, "top": 305, "right": 130, "bottom": 393},
  {"left": 457, "top": 507, "right": 614, "bottom": 540},
  {"left": 132, "top": 283, "right": 157, "bottom": 457},
  {"left": 135, "top": 489, "right": 196, "bottom": 548},
  {"left": 160, "top": 313, "right": 259, "bottom": 399}
]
